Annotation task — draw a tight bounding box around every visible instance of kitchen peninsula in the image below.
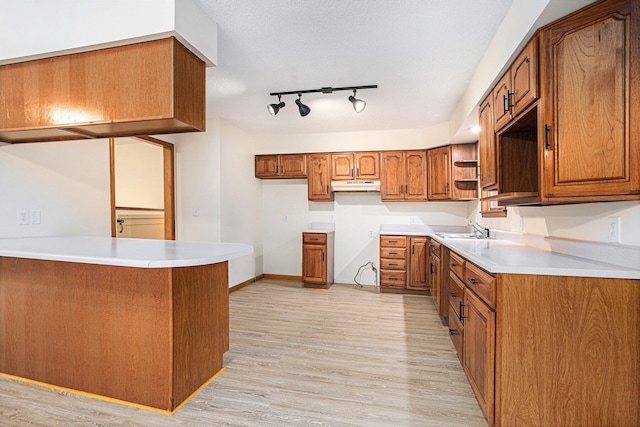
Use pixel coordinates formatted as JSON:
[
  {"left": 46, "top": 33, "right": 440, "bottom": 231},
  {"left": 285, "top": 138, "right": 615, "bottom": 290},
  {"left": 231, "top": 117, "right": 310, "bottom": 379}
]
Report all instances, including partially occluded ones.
[{"left": 0, "top": 237, "right": 252, "bottom": 413}]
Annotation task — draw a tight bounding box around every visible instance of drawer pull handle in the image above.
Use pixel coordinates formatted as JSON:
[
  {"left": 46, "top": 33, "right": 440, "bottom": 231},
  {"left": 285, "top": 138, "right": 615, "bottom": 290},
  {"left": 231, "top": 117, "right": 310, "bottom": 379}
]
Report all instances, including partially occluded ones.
[
  {"left": 389, "top": 278, "right": 398, "bottom": 281},
  {"left": 449, "top": 328, "right": 458, "bottom": 336},
  {"left": 388, "top": 263, "right": 398, "bottom": 266},
  {"left": 467, "top": 278, "right": 479, "bottom": 285},
  {"left": 310, "top": 238, "right": 319, "bottom": 241},
  {"left": 450, "top": 292, "right": 456, "bottom": 297},
  {"left": 450, "top": 263, "right": 457, "bottom": 267},
  {"left": 389, "top": 252, "right": 398, "bottom": 255},
  {"left": 388, "top": 240, "right": 397, "bottom": 243}
]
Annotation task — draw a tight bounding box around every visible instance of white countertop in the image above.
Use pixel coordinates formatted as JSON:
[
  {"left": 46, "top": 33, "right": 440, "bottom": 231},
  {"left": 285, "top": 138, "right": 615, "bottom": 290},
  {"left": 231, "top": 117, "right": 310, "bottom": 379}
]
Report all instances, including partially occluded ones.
[
  {"left": 379, "top": 224, "right": 639, "bottom": 279},
  {"left": 0, "top": 237, "right": 253, "bottom": 268},
  {"left": 432, "top": 236, "right": 639, "bottom": 279}
]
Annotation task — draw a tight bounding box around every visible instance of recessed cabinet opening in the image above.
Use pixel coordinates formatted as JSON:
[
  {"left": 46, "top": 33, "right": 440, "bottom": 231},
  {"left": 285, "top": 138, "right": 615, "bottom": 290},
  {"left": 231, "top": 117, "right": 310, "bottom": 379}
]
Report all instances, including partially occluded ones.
[{"left": 495, "top": 106, "right": 539, "bottom": 205}]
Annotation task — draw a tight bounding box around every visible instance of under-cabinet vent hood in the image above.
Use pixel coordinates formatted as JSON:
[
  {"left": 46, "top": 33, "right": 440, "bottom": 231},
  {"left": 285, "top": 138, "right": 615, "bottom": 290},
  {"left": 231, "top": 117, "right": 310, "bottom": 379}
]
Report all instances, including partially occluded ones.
[{"left": 331, "top": 180, "right": 381, "bottom": 192}]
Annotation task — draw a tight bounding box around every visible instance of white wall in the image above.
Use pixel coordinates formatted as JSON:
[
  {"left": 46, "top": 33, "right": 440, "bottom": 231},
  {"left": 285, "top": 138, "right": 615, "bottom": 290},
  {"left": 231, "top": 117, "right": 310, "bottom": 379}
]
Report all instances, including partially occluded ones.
[
  {"left": 473, "top": 201, "right": 640, "bottom": 247},
  {"left": 114, "top": 138, "right": 164, "bottom": 209},
  {"left": 0, "top": 140, "right": 111, "bottom": 238},
  {"left": 220, "top": 121, "right": 263, "bottom": 284}
]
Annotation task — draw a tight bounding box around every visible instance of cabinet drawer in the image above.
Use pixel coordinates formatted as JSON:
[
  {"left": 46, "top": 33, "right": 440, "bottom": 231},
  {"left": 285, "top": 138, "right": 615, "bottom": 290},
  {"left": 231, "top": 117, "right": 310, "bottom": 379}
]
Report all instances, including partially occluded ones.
[
  {"left": 381, "top": 259, "right": 406, "bottom": 270},
  {"left": 380, "top": 236, "right": 407, "bottom": 248},
  {"left": 449, "top": 271, "right": 465, "bottom": 320},
  {"left": 465, "top": 261, "right": 496, "bottom": 308},
  {"left": 380, "top": 270, "right": 406, "bottom": 288},
  {"left": 429, "top": 240, "right": 441, "bottom": 258},
  {"left": 449, "top": 251, "right": 465, "bottom": 281},
  {"left": 303, "top": 233, "right": 327, "bottom": 244},
  {"left": 380, "top": 248, "right": 406, "bottom": 259},
  {"left": 448, "top": 308, "right": 464, "bottom": 361}
]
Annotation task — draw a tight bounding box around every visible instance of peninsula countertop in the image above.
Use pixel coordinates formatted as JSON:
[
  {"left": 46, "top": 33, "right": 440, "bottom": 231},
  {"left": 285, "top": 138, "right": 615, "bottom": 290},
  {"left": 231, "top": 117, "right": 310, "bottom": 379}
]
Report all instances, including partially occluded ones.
[{"left": 0, "top": 236, "right": 253, "bottom": 268}]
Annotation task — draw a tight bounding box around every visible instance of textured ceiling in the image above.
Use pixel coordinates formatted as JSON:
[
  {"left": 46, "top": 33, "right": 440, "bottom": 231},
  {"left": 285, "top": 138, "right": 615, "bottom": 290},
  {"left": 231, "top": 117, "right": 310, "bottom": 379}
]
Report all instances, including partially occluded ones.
[{"left": 193, "top": 0, "right": 515, "bottom": 136}]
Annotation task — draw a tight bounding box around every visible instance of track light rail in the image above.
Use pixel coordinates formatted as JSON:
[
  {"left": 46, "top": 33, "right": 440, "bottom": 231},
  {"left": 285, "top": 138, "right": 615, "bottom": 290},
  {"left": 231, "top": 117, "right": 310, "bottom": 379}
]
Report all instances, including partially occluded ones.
[{"left": 269, "top": 85, "right": 377, "bottom": 97}]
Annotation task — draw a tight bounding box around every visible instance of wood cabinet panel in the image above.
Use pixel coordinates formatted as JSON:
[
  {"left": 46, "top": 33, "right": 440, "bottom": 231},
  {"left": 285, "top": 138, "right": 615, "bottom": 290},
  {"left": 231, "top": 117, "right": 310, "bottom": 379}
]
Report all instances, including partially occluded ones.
[
  {"left": 449, "top": 251, "right": 465, "bottom": 282},
  {"left": 427, "top": 146, "right": 451, "bottom": 200},
  {"left": 463, "top": 289, "right": 496, "bottom": 426},
  {"left": 540, "top": 0, "right": 639, "bottom": 200},
  {"left": 465, "top": 261, "right": 496, "bottom": 309},
  {"left": 380, "top": 151, "right": 405, "bottom": 200},
  {"left": 307, "top": 153, "right": 333, "bottom": 201},
  {"left": 331, "top": 153, "right": 355, "bottom": 180},
  {"left": 255, "top": 154, "right": 306, "bottom": 178},
  {"left": 380, "top": 236, "right": 407, "bottom": 247},
  {"left": 511, "top": 39, "right": 538, "bottom": 118},
  {"left": 302, "top": 244, "right": 326, "bottom": 284},
  {"left": 380, "top": 270, "right": 406, "bottom": 288},
  {"left": 255, "top": 155, "right": 279, "bottom": 178},
  {"left": 380, "top": 248, "right": 406, "bottom": 259},
  {"left": 355, "top": 152, "right": 380, "bottom": 180},
  {"left": 405, "top": 151, "right": 428, "bottom": 201},
  {"left": 303, "top": 233, "right": 327, "bottom": 245},
  {"left": 493, "top": 72, "right": 512, "bottom": 131},
  {"left": 448, "top": 306, "right": 464, "bottom": 360},
  {"left": 408, "top": 237, "right": 428, "bottom": 290},
  {"left": 479, "top": 95, "right": 497, "bottom": 189},
  {"left": 0, "top": 37, "right": 205, "bottom": 143}
]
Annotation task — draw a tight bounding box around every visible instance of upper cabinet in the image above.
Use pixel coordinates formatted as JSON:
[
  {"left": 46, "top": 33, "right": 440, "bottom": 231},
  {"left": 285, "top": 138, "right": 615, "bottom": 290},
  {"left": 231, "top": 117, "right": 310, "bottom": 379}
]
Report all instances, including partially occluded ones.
[
  {"left": 331, "top": 152, "right": 380, "bottom": 181},
  {"left": 493, "top": 39, "right": 538, "bottom": 132},
  {"left": 0, "top": 37, "right": 205, "bottom": 143},
  {"left": 255, "top": 154, "right": 307, "bottom": 179},
  {"left": 539, "top": 0, "right": 639, "bottom": 201},
  {"left": 478, "top": 0, "right": 639, "bottom": 206},
  {"left": 380, "top": 151, "right": 427, "bottom": 201},
  {"left": 427, "top": 143, "right": 478, "bottom": 201},
  {"left": 307, "top": 153, "right": 333, "bottom": 201}
]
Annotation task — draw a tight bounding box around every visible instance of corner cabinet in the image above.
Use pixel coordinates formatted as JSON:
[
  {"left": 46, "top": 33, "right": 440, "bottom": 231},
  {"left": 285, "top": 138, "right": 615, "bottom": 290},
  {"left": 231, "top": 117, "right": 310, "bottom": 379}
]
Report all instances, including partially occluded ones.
[
  {"left": 302, "top": 232, "right": 334, "bottom": 288},
  {"left": 307, "top": 153, "right": 333, "bottom": 201},
  {"left": 380, "top": 151, "right": 427, "bottom": 201},
  {"left": 427, "top": 143, "right": 478, "bottom": 201},
  {"left": 539, "top": 0, "right": 640, "bottom": 201},
  {"left": 0, "top": 37, "right": 205, "bottom": 143},
  {"left": 255, "top": 154, "right": 307, "bottom": 178}
]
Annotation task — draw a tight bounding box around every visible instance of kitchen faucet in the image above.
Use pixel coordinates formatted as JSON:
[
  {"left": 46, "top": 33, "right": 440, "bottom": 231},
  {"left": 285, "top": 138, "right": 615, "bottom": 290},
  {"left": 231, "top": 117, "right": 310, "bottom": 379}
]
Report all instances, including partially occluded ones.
[{"left": 469, "top": 221, "right": 490, "bottom": 239}]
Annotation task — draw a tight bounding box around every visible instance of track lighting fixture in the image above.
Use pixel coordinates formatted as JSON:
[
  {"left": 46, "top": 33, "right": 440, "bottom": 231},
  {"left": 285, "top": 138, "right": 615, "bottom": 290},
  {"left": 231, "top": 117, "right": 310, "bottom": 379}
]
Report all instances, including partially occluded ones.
[
  {"left": 295, "top": 93, "right": 311, "bottom": 117},
  {"left": 268, "top": 84, "right": 377, "bottom": 117},
  {"left": 348, "top": 89, "right": 366, "bottom": 113},
  {"left": 268, "top": 94, "right": 285, "bottom": 116}
]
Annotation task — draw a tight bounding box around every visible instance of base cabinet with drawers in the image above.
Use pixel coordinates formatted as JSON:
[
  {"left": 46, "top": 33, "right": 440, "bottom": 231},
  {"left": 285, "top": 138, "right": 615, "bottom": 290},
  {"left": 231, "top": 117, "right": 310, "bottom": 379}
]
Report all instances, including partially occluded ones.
[
  {"left": 445, "top": 249, "right": 639, "bottom": 427},
  {"left": 379, "top": 235, "right": 429, "bottom": 293},
  {"left": 302, "top": 232, "right": 334, "bottom": 288}
]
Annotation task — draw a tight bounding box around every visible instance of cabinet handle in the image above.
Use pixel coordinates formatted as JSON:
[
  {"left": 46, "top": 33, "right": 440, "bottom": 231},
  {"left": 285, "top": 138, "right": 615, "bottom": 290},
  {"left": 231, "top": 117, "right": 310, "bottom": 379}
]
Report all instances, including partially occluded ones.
[
  {"left": 450, "top": 292, "right": 456, "bottom": 297},
  {"left": 389, "top": 278, "right": 398, "bottom": 281},
  {"left": 446, "top": 182, "right": 449, "bottom": 192},
  {"left": 276, "top": 164, "right": 279, "bottom": 173},
  {"left": 412, "top": 246, "right": 414, "bottom": 255},
  {"left": 388, "top": 240, "right": 397, "bottom": 243},
  {"left": 467, "top": 278, "right": 479, "bottom": 285},
  {"left": 449, "top": 328, "right": 458, "bottom": 336},
  {"left": 389, "top": 252, "right": 398, "bottom": 255},
  {"left": 430, "top": 263, "right": 435, "bottom": 274},
  {"left": 450, "top": 262, "right": 457, "bottom": 267},
  {"left": 310, "top": 238, "right": 318, "bottom": 241},
  {"left": 322, "top": 253, "right": 325, "bottom": 261},
  {"left": 503, "top": 90, "right": 513, "bottom": 114},
  {"left": 388, "top": 263, "right": 398, "bottom": 266},
  {"left": 459, "top": 302, "right": 466, "bottom": 321},
  {"left": 326, "top": 185, "right": 329, "bottom": 194},
  {"left": 544, "top": 124, "right": 551, "bottom": 150}
]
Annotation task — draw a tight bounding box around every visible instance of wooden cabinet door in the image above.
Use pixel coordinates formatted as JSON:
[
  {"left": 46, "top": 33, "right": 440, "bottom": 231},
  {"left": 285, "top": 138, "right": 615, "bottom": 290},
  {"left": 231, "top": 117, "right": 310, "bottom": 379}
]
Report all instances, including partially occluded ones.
[
  {"left": 479, "top": 95, "right": 497, "bottom": 189},
  {"left": 428, "top": 249, "right": 441, "bottom": 306},
  {"left": 493, "top": 71, "right": 512, "bottom": 131},
  {"left": 302, "top": 244, "right": 326, "bottom": 284},
  {"left": 540, "top": 0, "right": 639, "bottom": 199},
  {"left": 427, "top": 146, "right": 451, "bottom": 200},
  {"left": 408, "top": 238, "right": 428, "bottom": 290},
  {"left": 463, "top": 290, "right": 495, "bottom": 426},
  {"left": 404, "top": 151, "right": 427, "bottom": 201},
  {"left": 307, "top": 154, "right": 333, "bottom": 201},
  {"left": 280, "top": 154, "right": 307, "bottom": 178},
  {"left": 381, "top": 151, "right": 405, "bottom": 201},
  {"left": 255, "top": 155, "right": 279, "bottom": 178},
  {"left": 355, "top": 152, "right": 380, "bottom": 180},
  {"left": 331, "top": 153, "right": 355, "bottom": 181},
  {"left": 511, "top": 38, "right": 538, "bottom": 118}
]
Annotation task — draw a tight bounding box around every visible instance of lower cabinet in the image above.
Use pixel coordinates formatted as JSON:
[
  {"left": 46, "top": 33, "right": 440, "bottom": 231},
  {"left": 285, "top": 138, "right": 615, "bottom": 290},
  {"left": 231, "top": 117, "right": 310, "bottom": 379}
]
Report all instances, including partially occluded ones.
[
  {"left": 302, "top": 232, "right": 334, "bottom": 288},
  {"left": 379, "top": 235, "right": 430, "bottom": 293},
  {"left": 445, "top": 249, "right": 639, "bottom": 427}
]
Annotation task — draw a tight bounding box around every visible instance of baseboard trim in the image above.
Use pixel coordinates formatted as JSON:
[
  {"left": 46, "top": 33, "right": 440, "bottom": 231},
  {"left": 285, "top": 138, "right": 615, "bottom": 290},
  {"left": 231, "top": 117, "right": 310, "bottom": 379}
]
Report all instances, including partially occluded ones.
[
  {"left": 229, "top": 275, "right": 264, "bottom": 293},
  {"left": 262, "top": 274, "right": 303, "bottom": 281}
]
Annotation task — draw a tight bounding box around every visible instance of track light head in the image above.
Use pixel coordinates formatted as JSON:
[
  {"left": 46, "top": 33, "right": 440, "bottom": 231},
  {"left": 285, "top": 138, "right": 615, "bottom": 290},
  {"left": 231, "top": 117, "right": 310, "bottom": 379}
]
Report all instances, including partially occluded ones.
[
  {"left": 295, "top": 94, "right": 311, "bottom": 117},
  {"left": 349, "top": 89, "right": 366, "bottom": 113},
  {"left": 268, "top": 95, "right": 285, "bottom": 116}
]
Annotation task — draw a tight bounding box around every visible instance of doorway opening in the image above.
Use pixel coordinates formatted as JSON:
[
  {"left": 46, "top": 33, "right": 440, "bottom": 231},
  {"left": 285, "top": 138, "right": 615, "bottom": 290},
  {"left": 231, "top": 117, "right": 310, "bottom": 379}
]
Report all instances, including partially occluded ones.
[{"left": 109, "top": 136, "right": 175, "bottom": 240}]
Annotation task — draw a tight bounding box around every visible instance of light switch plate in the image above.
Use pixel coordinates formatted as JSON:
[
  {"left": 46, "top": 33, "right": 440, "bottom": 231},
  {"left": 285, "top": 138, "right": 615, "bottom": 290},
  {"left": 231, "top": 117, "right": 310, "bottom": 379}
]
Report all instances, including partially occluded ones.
[{"left": 30, "top": 210, "right": 41, "bottom": 224}]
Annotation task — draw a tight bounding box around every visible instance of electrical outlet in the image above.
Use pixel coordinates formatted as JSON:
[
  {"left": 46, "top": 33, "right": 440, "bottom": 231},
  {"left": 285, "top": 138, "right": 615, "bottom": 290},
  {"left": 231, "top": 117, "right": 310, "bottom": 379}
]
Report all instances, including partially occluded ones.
[
  {"left": 368, "top": 228, "right": 375, "bottom": 237},
  {"left": 30, "top": 209, "right": 41, "bottom": 225},
  {"left": 410, "top": 216, "right": 416, "bottom": 225},
  {"left": 192, "top": 207, "right": 200, "bottom": 217},
  {"left": 283, "top": 214, "right": 289, "bottom": 223},
  {"left": 608, "top": 217, "right": 621, "bottom": 243},
  {"left": 18, "top": 209, "right": 29, "bottom": 225},
  {"left": 329, "top": 213, "right": 335, "bottom": 222}
]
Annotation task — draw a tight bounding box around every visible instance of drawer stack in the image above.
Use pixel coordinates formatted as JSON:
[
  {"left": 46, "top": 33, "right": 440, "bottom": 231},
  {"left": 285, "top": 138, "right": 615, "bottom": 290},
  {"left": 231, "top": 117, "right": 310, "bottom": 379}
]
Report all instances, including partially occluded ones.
[{"left": 379, "top": 236, "right": 407, "bottom": 290}]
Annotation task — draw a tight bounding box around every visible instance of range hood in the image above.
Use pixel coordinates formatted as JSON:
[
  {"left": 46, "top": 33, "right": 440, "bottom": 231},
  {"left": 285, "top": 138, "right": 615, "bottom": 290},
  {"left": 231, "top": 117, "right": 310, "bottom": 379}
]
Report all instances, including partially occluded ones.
[{"left": 331, "top": 180, "right": 381, "bottom": 192}]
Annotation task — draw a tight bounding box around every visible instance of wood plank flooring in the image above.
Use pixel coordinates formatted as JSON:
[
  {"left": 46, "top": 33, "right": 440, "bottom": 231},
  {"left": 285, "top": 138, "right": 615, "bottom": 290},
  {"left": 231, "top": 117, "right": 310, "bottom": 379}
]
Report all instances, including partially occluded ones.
[{"left": 0, "top": 279, "right": 488, "bottom": 426}]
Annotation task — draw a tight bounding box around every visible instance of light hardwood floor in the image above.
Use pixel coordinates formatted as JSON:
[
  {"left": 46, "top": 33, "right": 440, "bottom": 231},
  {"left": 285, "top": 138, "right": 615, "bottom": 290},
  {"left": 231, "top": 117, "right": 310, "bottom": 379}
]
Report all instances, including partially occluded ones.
[{"left": 0, "top": 279, "right": 488, "bottom": 426}]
